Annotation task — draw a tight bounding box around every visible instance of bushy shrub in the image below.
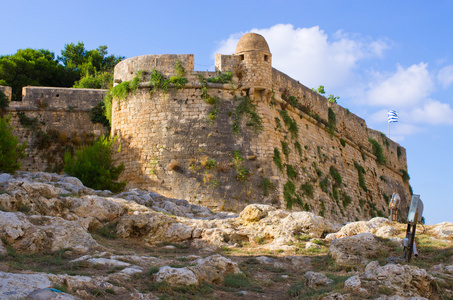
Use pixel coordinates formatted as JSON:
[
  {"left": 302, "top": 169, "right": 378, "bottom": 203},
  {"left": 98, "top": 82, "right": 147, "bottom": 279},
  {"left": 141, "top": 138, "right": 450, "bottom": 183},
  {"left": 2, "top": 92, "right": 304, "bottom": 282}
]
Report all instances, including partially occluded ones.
[
  {"left": 0, "top": 115, "right": 27, "bottom": 173},
  {"left": 0, "top": 90, "right": 8, "bottom": 109},
  {"left": 64, "top": 135, "right": 126, "bottom": 192}
]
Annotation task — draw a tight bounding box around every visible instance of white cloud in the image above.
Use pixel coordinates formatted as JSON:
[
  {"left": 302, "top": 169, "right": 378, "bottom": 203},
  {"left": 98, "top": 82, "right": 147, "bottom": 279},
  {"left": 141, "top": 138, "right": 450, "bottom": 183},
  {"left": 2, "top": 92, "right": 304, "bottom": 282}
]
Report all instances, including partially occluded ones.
[
  {"left": 365, "top": 63, "right": 434, "bottom": 107},
  {"left": 214, "top": 24, "right": 389, "bottom": 90},
  {"left": 410, "top": 100, "right": 453, "bottom": 125},
  {"left": 437, "top": 65, "right": 453, "bottom": 89}
]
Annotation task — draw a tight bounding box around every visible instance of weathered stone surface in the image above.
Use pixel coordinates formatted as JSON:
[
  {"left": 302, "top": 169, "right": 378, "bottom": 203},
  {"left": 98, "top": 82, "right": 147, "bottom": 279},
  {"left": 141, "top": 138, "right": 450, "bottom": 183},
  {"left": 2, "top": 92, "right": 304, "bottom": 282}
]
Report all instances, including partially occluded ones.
[
  {"left": 26, "top": 288, "right": 80, "bottom": 300},
  {"left": 68, "top": 195, "right": 126, "bottom": 221},
  {"left": 375, "top": 225, "right": 397, "bottom": 238},
  {"left": 154, "top": 266, "right": 199, "bottom": 285},
  {"left": 0, "top": 212, "right": 98, "bottom": 252},
  {"left": 155, "top": 255, "right": 241, "bottom": 286},
  {"left": 328, "top": 233, "right": 384, "bottom": 266},
  {"left": 239, "top": 204, "right": 275, "bottom": 222},
  {"left": 0, "top": 271, "right": 55, "bottom": 299},
  {"left": 116, "top": 213, "right": 193, "bottom": 243},
  {"left": 362, "top": 262, "right": 434, "bottom": 298},
  {"left": 430, "top": 222, "right": 453, "bottom": 239},
  {"left": 304, "top": 271, "right": 333, "bottom": 288},
  {"left": 325, "top": 218, "right": 391, "bottom": 241}
]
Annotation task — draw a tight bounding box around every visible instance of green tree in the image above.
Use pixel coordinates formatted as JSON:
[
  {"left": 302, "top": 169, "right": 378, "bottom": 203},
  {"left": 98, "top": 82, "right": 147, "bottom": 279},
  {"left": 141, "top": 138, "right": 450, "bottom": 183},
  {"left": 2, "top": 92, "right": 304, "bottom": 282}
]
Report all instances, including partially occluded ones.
[
  {"left": 64, "top": 135, "right": 126, "bottom": 192},
  {"left": 312, "top": 85, "right": 339, "bottom": 103},
  {"left": 0, "top": 115, "right": 27, "bottom": 173},
  {"left": 0, "top": 90, "right": 8, "bottom": 109},
  {"left": 59, "top": 42, "right": 123, "bottom": 89},
  {"left": 0, "top": 49, "right": 74, "bottom": 100}
]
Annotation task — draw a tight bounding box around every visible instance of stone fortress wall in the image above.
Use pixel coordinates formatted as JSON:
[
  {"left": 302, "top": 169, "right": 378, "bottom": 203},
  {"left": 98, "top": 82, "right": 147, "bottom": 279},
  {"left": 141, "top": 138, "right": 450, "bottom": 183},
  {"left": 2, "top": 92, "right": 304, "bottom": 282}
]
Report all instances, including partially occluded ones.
[
  {"left": 0, "top": 33, "right": 411, "bottom": 222},
  {"left": 1, "top": 86, "right": 109, "bottom": 172},
  {"left": 110, "top": 33, "right": 411, "bottom": 222}
]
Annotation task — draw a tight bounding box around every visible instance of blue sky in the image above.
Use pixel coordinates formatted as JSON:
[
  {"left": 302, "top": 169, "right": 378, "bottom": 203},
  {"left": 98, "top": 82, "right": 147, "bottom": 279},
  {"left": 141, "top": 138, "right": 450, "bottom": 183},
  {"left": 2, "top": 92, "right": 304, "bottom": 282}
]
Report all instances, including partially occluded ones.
[{"left": 2, "top": 0, "right": 452, "bottom": 224}]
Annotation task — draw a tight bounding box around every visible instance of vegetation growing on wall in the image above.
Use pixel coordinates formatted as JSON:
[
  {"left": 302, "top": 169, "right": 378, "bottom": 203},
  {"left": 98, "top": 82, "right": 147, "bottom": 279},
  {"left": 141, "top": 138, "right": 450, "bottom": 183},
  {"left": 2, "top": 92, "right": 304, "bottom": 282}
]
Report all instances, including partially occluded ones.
[
  {"left": 259, "top": 178, "right": 274, "bottom": 196},
  {"left": 232, "top": 150, "right": 249, "bottom": 181},
  {"left": 354, "top": 161, "right": 367, "bottom": 192},
  {"left": 273, "top": 148, "right": 283, "bottom": 172},
  {"left": 0, "top": 91, "right": 8, "bottom": 110},
  {"left": 328, "top": 107, "right": 336, "bottom": 135},
  {"left": 0, "top": 115, "right": 27, "bottom": 173},
  {"left": 207, "top": 71, "right": 233, "bottom": 83},
  {"left": 104, "top": 71, "right": 143, "bottom": 123},
  {"left": 278, "top": 110, "right": 298, "bottom": 140},
  {"left": 232, "top": 96, "right": 263, "bottom": 135},
  {"left": 369, "top": 138, "right": 386, "bottom": 165},
  {"left": 400, "top": 169, "right": 410, "bottom": 182},
  {"left": 89, "top": 101, "right": 110, "bottom": 127}
]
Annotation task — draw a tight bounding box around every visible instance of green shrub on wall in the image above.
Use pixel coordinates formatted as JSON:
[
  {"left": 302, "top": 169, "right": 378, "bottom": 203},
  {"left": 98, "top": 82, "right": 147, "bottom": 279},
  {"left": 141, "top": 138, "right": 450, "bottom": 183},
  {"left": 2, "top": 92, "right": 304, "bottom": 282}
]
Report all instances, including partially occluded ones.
[
  {"left": 369, "top": 138, "right": 386, "bottom": 165},
  {"left": 0, "top": 90, "right": 8, "bottom": 109},
  {"left": 64, "top": 135, "right": 126, "bottom": 192},
  {"left": 0, "top": 115, "right": 27, "bottom": 173}
]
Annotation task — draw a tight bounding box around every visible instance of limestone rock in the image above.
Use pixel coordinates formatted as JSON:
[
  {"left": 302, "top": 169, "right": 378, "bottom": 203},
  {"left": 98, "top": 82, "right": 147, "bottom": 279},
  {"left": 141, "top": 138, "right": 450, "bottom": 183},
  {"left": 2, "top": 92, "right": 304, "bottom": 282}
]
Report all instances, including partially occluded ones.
[
  {"left": 304, "top": 271, "right": 333, "bottom": 288},
  {"left": 0, "top": 173, "right": 12, "bottom": 183},
  {"left": 14, "top": 215, "right": 99, "bottom": 252},
  {"left": 375, "top": 225, "right": 397, "bottom": 238},
  {"left": 362, "top": 262, "right": 435, "bottom": 298},
  {"left": 26, "top": 288, "right": 80, "bottom": 300},
  {"left": 344, "top": 275, "right": 361, "bottom": 290},
  {"left": 116, "top": 213, "right": 193, "bottom": 243},
  {"left": 154, "top": 266, "right": 198, "bottom": 285},
  {"left": 155, "top": 255, "right": 241, "bottom": 286},
  {"left": 239, "top": 204, "right": 275, "bottom": 222},
  {"left": 0, "top": 211, "right": 31, "bottom": 240},
  {"left": 430, "top": 222, "right": 453, "bottom": 239},
  {"left": 325, "top": 217, "right": 391, "bottom": 241},
  {"left": 68, "top": 195, "right": 126, "bottom": 222},
  {"left": 0, "top": 271, "right": 55, "bottom": 299},
  {"left": 321, "top": 293, "right": 344, "bottom": 300},
  {"left": 128, "top": 293, "right": 159, "bottom": 300},
  {"left": 189, "top": 254, "right": 242, "bottom": 284},
  {"left": 0, "top": 212, "right": 98, "bottom": 252},
  {"left": 328, "top": 233, "right": 384, "bottom": 266}
]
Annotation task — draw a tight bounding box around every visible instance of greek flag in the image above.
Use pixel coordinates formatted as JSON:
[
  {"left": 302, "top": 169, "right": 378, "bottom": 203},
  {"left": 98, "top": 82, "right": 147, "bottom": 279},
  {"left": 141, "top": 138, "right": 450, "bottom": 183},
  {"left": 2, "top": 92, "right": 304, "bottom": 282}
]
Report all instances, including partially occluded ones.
[{"left": 388, "top": 110, "right": 398, "bottom": 123}]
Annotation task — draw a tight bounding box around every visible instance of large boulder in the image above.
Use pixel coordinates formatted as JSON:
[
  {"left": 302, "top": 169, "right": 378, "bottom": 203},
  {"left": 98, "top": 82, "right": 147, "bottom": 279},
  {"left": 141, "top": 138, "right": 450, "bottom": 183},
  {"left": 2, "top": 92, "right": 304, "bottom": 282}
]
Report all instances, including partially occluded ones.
[
  {"left": 0, "top": 211, "right": 99, "bottom": 252},
  {"left": 304, "top": 271, "right": 333, "bottom": 288},
  {"left": 239, "top": 204, "right": 275, "bottom": 222},
  {"left": 328, "top": 233, "right": 385, "bottom": 266},
  {"left": 430, "top": 222, "right": 453, "bottom": 239},
  {"left": 154, "top": 267, "right": 198, "bottom": 286},
  {"left": 116, "top": 212, "right": 193, "bottom": 243},
  {"left": 325, "top": 218, "right": 391, "bottom": 241},
  {"left": 67, "top": 195, "right": 126, "bottom": 222},
  {"left": 155, "top": 255, "right": 242, "bottom": 286},
  {"left": 361, "top": 262, "right": 435, "bottom": 298}
]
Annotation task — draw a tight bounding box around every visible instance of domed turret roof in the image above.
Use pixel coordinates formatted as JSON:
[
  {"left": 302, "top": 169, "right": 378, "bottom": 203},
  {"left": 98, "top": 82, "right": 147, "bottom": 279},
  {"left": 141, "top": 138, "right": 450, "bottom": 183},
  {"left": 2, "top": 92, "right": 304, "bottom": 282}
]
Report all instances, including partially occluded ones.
[{"left": 235, "top": 33, "right": 270, "bottom": 54}]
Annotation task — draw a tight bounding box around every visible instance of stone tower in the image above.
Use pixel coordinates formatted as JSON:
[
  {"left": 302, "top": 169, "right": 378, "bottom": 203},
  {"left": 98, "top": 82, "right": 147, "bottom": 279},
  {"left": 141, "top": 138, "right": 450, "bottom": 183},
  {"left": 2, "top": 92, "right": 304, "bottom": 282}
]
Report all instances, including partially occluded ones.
[{"left": 234, "top": 33, "right": 272, "bottom": 99}]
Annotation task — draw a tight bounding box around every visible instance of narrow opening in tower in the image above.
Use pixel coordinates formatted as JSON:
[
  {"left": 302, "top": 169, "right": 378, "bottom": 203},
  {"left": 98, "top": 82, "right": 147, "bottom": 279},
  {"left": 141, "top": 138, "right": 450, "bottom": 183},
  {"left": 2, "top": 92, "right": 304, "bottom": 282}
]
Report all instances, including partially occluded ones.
[
  {"left": 264, "top": 55, "right": 268, "bottom": 62},
  {"left": 239, "top": 54, "right": 244, "bottom": 61}
]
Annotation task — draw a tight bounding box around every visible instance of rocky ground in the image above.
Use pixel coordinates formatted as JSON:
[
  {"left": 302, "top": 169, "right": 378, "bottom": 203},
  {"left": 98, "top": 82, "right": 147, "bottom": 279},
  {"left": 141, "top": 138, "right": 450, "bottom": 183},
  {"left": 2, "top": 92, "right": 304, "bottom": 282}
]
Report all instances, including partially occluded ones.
[{"left": 0, "top": 172, "right": 452, "bottom": 299}]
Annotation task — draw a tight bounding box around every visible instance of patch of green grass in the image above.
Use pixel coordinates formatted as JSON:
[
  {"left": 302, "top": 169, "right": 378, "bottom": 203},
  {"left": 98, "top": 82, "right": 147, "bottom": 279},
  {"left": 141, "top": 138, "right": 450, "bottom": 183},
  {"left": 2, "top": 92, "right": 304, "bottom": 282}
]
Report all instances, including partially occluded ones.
[
  {"left": 224, "top": 273, "right": 250, "bottom": 288},
  {"left": 94, "top": 221, "right": 118, "bottom": 239}
]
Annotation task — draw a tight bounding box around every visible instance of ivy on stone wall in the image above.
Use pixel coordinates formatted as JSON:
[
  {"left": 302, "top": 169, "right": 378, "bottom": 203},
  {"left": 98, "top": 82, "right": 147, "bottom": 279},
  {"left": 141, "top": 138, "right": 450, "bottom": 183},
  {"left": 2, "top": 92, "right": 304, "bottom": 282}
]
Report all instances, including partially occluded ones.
[
  {"left": 368, "top": 138, "right": 387, "bottom": 165},
  {"left": 104, "top": 70, "right": 143, "bottom": 124},
  {"left": 232, "top": 96, "right": 263, "bottom": 136}
]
